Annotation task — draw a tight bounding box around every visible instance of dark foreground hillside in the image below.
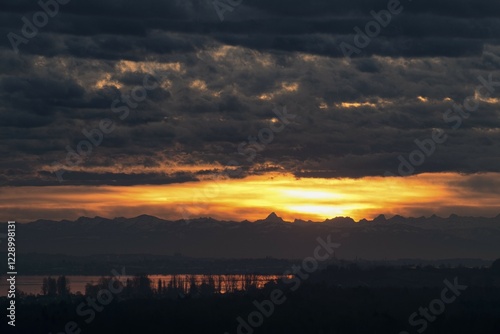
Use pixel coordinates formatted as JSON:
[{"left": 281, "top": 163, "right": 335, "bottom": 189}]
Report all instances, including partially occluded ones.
[{"left": 2, "top": 263, "right": 500, "bottom": 334}]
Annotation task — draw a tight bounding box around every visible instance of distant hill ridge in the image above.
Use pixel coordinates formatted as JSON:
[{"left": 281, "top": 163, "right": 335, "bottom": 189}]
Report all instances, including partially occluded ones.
[
  {"left": 2, "top": 213, "right": 499, "bottom": 260},
  {"left": 23, "top": 212, "right": 500, "bottom": 226}
]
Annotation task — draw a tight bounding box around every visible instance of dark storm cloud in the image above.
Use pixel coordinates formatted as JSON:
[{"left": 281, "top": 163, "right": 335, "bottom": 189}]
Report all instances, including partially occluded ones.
[
  {"left": 0, "top": 0, "right": 500, "bottom": 186},
  {"left": 1, "top": 0, "right": 500, "bottom": 58},
  {"left": 40, "top": 170, "right": 198, "bottom": 186},
  {"left": 452, "top": 174, "right": 500, "bottom": 195}
]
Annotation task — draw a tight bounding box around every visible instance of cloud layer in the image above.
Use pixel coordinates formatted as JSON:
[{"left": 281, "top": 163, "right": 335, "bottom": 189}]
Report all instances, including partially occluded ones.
[{"left": 0, "top": 0, "right": 499, "bottom": 187}]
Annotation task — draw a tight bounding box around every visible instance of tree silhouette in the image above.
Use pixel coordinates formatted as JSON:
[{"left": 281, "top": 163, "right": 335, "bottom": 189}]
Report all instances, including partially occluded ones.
[
  {"left": 41, "top": 277, "right": 57, "bottom": 296},
  {"left": 127, "top": 274, "right": 153, "bottom": 297},
  {"left": 57, "top": 276, "right": 70, "bottom": 296}
]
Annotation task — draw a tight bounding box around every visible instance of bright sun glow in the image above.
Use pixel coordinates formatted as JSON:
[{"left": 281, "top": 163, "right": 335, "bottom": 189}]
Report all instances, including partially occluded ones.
[{"left": 2, "top": 172, "right": 500, "bottom": 222}]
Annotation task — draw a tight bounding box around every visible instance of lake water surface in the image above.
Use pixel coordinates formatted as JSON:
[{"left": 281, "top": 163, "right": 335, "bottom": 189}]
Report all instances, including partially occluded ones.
[{"left": 0, "top": 274, "right": 285, "bottom": 295}]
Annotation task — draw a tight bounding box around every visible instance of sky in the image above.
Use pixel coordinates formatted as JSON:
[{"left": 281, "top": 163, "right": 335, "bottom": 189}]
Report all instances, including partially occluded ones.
[{"left": 0, "top": 0, "right": 500, "bottom": 222}]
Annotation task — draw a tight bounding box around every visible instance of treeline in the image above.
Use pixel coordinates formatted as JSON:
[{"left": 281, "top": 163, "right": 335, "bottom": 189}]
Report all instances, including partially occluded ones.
[
  {"left": 3, "top": 261, "right": 500, "bottom": 333},
  {"left": 87, "top": 274, "right": 289, "bottom": 298},
  {"left": 37, "top": 259, "right": 500, "bottom": 299},
  {"left": 39, "top": 274, "right": 288, "bottom": 299},
  {"left": 40, "top": 275, "right": 70, "bottom": 296},
  {"left": 7, "top": 275, "right": 500, "bottom": 333}
]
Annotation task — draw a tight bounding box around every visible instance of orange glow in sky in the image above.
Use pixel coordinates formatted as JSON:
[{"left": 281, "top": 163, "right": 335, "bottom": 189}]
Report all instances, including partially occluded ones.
[{"left": 1, "top": 172, "right": 499, "bottom": 222}]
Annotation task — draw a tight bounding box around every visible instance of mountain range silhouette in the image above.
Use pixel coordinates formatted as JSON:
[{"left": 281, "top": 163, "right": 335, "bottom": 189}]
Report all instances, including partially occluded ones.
[{"left": 3, "top": 213, "right": 499, "bottom": 260}]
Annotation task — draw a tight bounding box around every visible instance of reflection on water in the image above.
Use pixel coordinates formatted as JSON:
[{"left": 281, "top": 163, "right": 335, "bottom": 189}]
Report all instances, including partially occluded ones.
[{"left": 0, "top": 274, "right": 287, "bottom": 296}]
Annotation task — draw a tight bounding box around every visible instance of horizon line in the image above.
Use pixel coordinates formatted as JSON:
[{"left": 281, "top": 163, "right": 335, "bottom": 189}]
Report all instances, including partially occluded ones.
[{"left": 6, "top": 212, "right": 500, "bottom": 224}]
